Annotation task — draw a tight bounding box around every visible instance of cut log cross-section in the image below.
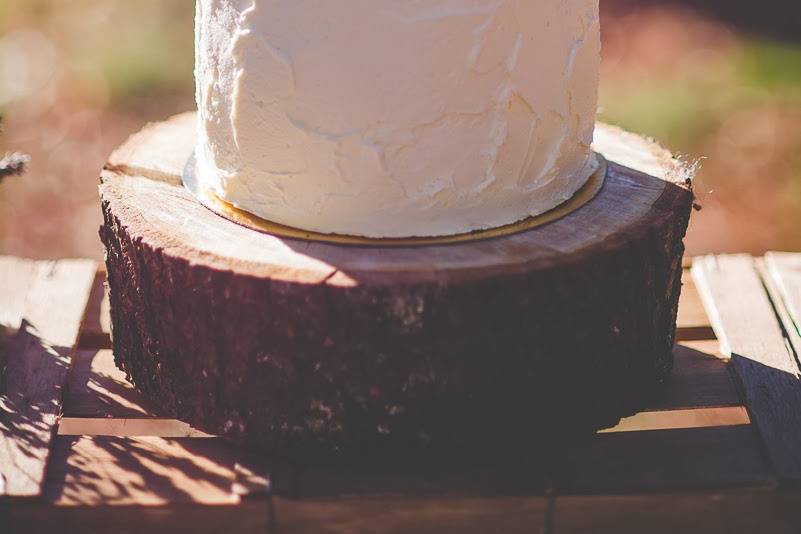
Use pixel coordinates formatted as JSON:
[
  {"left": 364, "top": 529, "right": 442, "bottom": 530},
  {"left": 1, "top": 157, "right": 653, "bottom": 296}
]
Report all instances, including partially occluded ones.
[{"left": 100, "top": 113, "right": 694, "bottom": 461}]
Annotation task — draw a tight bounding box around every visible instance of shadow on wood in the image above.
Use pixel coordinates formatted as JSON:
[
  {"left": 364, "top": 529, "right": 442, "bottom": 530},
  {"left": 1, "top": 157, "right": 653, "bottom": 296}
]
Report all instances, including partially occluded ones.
[
  {"left": 693, "top": 255, "right": 801, "bottom": 487},
  {"left": 65, "top": 350, "right": 157, "bottom": 419},
  {"left": 1, "top": 323, "right": 70, "bottom": 497}
]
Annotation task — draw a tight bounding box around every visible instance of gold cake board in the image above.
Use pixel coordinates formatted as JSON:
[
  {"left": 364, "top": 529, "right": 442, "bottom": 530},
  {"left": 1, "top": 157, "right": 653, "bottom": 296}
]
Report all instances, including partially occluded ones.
[{"left": 182, "top": 154, "right": 607, "bottom": 247}]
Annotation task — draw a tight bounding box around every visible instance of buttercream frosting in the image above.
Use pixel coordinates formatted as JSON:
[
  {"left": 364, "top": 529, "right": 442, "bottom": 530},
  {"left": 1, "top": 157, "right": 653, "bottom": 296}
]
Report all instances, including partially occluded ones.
[{"left": 195, "top": 0, "right": 601, "bottom": 237}]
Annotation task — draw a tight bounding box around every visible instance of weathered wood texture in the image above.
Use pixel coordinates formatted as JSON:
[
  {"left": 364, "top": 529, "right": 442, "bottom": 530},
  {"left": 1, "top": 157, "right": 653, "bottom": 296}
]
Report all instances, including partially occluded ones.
[
  {"left": 44, "top": 436, "right": 261, "bottom": 506},
  {"left": 693, "top": 255, "right": 801, "bottom": 485},
  {"left": 272, "top": 496, "right": 548, "bottom": 534},
  {"left": 762, "top": 252, "right": 801, "bottom": 360},
  {"left": 7, "top": 261, "right": 801, "bottom": 534},
  {"left": 99, "top": 114, "right": 694, "bottom": 458},
  {"left": 553, "top": 491, "right": 801, "bottom": 534},
  {"left": 64, "top": 349, "right": 156, "bottom": 419},
  {"left": 6, "top": 281, "right": 273, "bottom": 530},
  {"left": 11, "top": 436, "right": 271, "bottom": 534},
  {"left": 0, "top": 258, "right": 96, "bottom": 497}
]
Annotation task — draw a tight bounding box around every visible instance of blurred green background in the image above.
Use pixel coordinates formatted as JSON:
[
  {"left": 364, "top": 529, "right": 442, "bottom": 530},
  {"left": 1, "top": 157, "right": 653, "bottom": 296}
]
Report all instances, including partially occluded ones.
[{"left": 0, "top": 0, "right": 800, "bottom": 259}]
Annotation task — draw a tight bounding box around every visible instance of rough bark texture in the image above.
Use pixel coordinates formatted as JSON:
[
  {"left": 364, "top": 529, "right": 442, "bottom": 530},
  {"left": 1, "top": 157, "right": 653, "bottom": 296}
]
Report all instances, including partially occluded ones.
[{"left": 100, "top": 114, "right": 694, "bottom": 462}]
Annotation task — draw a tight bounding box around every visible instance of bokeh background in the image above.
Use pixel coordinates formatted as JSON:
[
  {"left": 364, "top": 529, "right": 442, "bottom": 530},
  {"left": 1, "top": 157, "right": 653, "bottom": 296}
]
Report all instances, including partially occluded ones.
[{"left": 0, "top": 0, "right": 799, "bottom": 260}]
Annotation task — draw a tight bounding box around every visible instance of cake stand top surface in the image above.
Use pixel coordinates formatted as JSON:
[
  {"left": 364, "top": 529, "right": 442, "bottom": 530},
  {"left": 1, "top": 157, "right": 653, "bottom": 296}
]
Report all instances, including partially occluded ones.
[{"left": 101, "top": 112, "right": 691, "bottom": 286}]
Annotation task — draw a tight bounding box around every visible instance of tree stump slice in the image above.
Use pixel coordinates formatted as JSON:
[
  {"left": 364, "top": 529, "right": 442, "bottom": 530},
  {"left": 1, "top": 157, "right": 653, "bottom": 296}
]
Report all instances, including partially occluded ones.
[{"left": 100, "top": 112, "right": 694, "bottom": 461}]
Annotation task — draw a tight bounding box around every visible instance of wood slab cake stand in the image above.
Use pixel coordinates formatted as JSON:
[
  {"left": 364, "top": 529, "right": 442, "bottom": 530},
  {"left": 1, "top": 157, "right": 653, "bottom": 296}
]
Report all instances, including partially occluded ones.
[{"left": 100, "top": 112, "right": 693, "bottom": 460}]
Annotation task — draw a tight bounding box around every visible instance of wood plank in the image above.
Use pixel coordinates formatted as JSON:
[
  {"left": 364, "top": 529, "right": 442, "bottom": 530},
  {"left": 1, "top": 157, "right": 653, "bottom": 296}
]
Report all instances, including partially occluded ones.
[
  {"left": 285, "top": 406, "right": 762, "bottom": 502},
  {"left": 550, "top": 425, "right": 773, "bottom": 494},
  {"left": 676, "top": 270, "right": 715, "bottom": 341},
  {"left": 765, "top": 252, "right": 801, "bottom": 323},
  {"left": 76, "top": 272, "right": 112, "bottom": 351},
  {"left": 273, "top": 496, "right": 547, "bottom": 534},
  {"left": 0, "top": 257, "right": 40, "bottom": 329},
  {"left": 693, "top": 255, "right": 801, "bottom": 484},
  {"left": 58, "top": 418, "right": 213, "bottom": 438},
  {"left": 293, "top": 464, "right": 547, "bottom": 501},
  {"left": 64, "top": 350, "right": 156, "bottom": 418},
  {"left": 646, "top": 340, "right": 740, "bottom": 410},
  {"left": 552, "top": 490, "right": 800, "bottom": 534},
  {"left": 0, "top": 259, "right": 97, "bottom": 497},
  {"left": 43, "top": 436, "right": 269, "bottom": 506},
  {"left": 6, "top": 500, "right": 272, "bottom": 534},
  {"left": 600, "top": 407, "right": 750, "bottom": 434},
  {"left": 763, "top": 252, "right": 801, "bottom": 362},
  {"left": 679, "top": 338, "right": 730, "bottom": 359}
]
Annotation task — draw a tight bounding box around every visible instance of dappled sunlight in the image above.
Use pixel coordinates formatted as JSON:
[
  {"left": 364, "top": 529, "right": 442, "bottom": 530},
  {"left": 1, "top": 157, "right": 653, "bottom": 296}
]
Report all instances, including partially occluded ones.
[
  {"left": 0, "top": 322, "right": 69, "bottom": 494},
  {"left": 48, "top": 436, "right": 243, "bottom": 506}
]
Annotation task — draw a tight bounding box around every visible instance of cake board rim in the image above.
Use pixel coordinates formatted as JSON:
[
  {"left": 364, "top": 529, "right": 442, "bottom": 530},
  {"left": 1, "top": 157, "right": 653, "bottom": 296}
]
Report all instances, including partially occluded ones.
[{"left": 182, "top": 151, "right": 608, "bottom": 248}]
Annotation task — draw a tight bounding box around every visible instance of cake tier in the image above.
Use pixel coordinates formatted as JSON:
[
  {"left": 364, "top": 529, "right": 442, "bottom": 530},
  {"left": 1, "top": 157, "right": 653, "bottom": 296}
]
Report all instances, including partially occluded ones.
[{"left": 195, "top": 0, "right": 601, "bottom": 237}]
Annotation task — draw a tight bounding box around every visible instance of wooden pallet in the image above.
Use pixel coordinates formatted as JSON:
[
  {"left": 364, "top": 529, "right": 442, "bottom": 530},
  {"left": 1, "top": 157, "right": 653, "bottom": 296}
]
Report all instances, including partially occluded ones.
[{"left": 2, "top": 254, "right": 800, "bottom": 533}]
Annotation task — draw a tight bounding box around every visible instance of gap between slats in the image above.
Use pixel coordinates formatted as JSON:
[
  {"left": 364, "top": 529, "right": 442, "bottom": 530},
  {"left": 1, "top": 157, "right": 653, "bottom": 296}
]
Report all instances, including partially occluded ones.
[{"left": 676, "top": 269, "right": 716, "bottom": 341}]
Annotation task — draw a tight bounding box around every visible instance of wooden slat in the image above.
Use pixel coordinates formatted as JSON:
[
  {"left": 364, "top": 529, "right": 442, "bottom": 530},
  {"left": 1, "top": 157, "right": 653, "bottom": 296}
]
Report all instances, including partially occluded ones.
[
  {"left": 289, "top": 421, "right": 769, "bottom": 504},
  {"left": 552, "top": 490, "right": 800, "bottom": 534},
  {"left": 76, "top": 272, "right": 112, "bottom": 351},
  {"left": 58, "top": 418, "right": 213, "bottom": 438},
  {"left": 765, "top": 252, "right": 801, "bottom": 322},
  {"left": 293, "top": 464, "right": 547, "bottom": 501},
  {"left": 550, "top": 425, "right": 773, "bottom": 494},
  {"left": 64, "top": 350, "right": 156, "bottom": 418},
  {"left": 678, "top": 338, "right": 730, "bottom": 359},
  {"left": 273, "top": 496, "right": 547, "bottom": 534},
  {"left": 763, "top": 252, "right": 801, "bottom": 361},
  {"left": 0, "top": 257, "right": 40, "bottom": 328},
  {"left": 0, "top": 259, "right": 97, "bottom": 497},
  {"left": 7, "top": 500, "right": 271, "bottom": 534},
  {"left": 43, "top": 436, "right": 269, "bottom": 506},
  {"left": 676, "top": 270, "right": 715, "bottom": 341},
  {"left": 646, "top": 340, "right": 740, "bottom": 410},
  {"left": 601, "top": 407, "right": 750, "bottom": 434},
  {"left": 693, "top": 255, "right": 801, "bottom": 484}
]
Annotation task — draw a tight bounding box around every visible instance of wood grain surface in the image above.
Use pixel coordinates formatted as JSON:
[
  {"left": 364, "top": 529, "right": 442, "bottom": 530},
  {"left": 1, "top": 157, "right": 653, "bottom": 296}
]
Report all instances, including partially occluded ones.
[
  {"left": 0, "top": 258, "right": 96, "bottom": 497},
  {"left": 8, "top": 261, "right": 799, "bottom": 534},
  {"left": 762, "top": 252, "right": 801, "bottom": 361},
  {"left": 693, "top": 255, "right": 801, "bottom": 485}
]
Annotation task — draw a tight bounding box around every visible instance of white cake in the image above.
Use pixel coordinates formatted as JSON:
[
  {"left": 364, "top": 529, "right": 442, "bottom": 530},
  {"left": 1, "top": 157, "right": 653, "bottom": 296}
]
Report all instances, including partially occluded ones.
[{"left": 195, "top": 0, "right": 601, "bottom": 238}]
